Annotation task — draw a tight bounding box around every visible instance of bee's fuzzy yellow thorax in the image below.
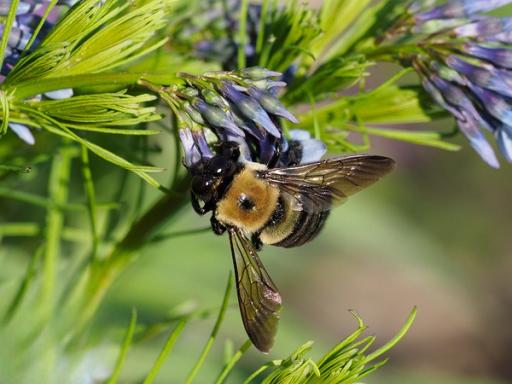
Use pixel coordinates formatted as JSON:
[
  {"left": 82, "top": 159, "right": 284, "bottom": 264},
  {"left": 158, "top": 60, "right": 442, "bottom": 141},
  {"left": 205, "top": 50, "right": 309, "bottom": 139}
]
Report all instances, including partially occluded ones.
[{"left": 215, "top": 163, "right": 279, "bottom": 233}]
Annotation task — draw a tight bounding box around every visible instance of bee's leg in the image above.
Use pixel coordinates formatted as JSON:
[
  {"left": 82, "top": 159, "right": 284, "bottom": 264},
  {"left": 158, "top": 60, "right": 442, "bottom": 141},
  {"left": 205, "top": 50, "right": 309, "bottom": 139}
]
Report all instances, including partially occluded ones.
[
  {"left": 191, "top": 192, "right": 209, "bottom": 215},
  {"left": 251, "top": 233, "right": 263, "bottom": 251},
  {"left": 221, "top": 141, "right": 241, "bottom": 160},
  {"left": 267, "top": 140, "right": 282, "bottom": 168},
  {"left": 210, "top": 216, "right": 226, "bottom": 235}
]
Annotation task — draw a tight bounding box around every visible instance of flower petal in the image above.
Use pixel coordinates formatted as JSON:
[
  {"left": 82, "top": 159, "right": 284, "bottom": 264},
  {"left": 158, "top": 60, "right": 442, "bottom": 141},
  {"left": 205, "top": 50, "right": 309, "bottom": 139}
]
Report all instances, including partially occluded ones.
[
  {"left": 179, "top": 128, "right": 213, "bottom": 167},
  {"left": 247, "top": 86, "right": 298, "bottom": 123},
  {"left": 468, "top": 84, "right": 512, "bottom": 127},
  {"left": 219, "top": 81, "right": 281, "bottom": 138},
  {"left": 457, "top": 111, "right": 500, "bottom": 168},
  {"left": 446, "top": 56, "right": 512, "bottom": 98},
  {"left": 496, "top": 125, "right": 512, "bottom": 162},
  {"left": 454, "top": 17, "right": 512, "bottom": 41},
  {"left": 9, "top": 123, "right": 35, "bottom": 145},
  {"left": 415, "top": 0, "right": 512, "bottom": 22},
  {"left": 289, "top": 129, "right": 326, "bottom": 164},
  {"left": 192, "top": 98, "right": 245, "bottom": 138},
  {"left": 44, "top": 88, "right": 74, "bottom": 99},
  {"left": 464, "top": 43, "right": 512, "bottom": 69}
]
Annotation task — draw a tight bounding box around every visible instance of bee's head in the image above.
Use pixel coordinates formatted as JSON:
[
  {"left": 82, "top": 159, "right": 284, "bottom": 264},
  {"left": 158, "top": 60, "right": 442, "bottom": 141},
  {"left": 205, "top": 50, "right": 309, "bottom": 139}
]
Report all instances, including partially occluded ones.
[{"left": 190, "top": 142, "right": 241, "bottom": 208}]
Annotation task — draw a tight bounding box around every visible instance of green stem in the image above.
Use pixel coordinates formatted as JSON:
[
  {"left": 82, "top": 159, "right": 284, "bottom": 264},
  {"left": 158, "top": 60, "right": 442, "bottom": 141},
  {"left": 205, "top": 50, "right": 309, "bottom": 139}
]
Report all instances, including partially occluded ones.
[
  {"left": 149, "top": 227, "right": 211, "bottom": 243},
  {"left": 81, "top": 146, "right": 99, "bottom": 261},
  {"left": 214, "top": 340, "right": 252, "bottom": 384},
  {"left": 73, "top": 174, "right": 190, "bottom": 334},
  {"left": 0, "top": 0, "right": 20, "bottom": 72},
  {"left": 42, "top": 144, "right": 75, "bottom": 319},
  {"left": 298, "top": 98, "right": 350, "bottom": 127},
  {"left": 10, "top": 72, "right": 179, "bottom": 99},
  {"left": 362, "top": 43, "right": 423, "bottom": 62},
  {"left": 23, "top": 0, "right": 58, "bottom": 53},
  {"left": 184, "top": 273, "right": 234, "bottom": 384},
  {"left": 143, "top": 319, "right": 188, "bottom": 384},
  {"left": 255, "top": 0, "right": 270, "bottom": 54},
  {"left": 0, "top": 187, "right": 88, "bottom": 211},
  {"left": 3, "top": 244, "right": 45, "bottom": 324},
  {"left": 107, "top": 309, "right": 138, "bottom": 384},
  {"left": 238, "top": 0, "right": 250, "bottom": 69}
]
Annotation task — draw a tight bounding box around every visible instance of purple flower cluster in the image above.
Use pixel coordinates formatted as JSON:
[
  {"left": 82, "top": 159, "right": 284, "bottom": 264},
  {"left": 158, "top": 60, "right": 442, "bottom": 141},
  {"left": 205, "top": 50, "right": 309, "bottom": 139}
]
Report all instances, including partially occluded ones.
[
  {"left": 1, "top": 0, "right": 75, "bottom": 144},
  {"left": 177, "top": 68, "right": 325, "bottom": 169},
  {"left": 408, "top": 0, "right": 512, "bottom": 167}
]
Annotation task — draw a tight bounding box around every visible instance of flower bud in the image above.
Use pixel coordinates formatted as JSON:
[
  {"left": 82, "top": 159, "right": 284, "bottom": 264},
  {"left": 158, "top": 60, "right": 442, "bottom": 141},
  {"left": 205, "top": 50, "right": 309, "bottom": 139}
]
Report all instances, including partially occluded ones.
[
  {"left": 201, "top": 88, "right": 227, "bottom": 108},
  {"left": 247, "top": 87, "right": 298, "bottom": 123},
  {"left": 192, "top": 97, "right": 245, "bottom": 137},
  {"left": 218, "top": 81, "right": 280, "bottom": 137},
  {"left": 238, "top": 67, "right": 282, "bottom": 80},
  {"left": 183, "top": 101, "right": 205, "bottom": 125},
  {"left": 181, "top": 87, "right": 200, "bottom": 98}
]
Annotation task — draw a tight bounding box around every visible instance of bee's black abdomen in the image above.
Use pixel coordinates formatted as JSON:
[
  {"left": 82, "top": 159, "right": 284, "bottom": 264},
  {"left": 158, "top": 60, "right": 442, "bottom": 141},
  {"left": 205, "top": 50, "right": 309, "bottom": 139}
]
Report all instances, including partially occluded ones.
[{"left": 275, "top": 210, "right": 330, "bottom": 248}]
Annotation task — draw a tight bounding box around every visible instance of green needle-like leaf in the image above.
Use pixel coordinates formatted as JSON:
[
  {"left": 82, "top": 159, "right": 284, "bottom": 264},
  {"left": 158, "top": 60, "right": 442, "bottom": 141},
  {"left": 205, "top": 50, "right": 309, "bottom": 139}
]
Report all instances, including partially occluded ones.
[
  {"left": 41, "top": 144, "right": 75, "bottom": 319},
  {"left": 107, "top": 309, "right": 138, "bottom": 384},
  {"left": 143, "top": 319, "right": 188, "bottom": 384},
  {"left": 0, "top": 0, "right": 20, "bottom": 73},
  {"left": 81, "top": 146, "right": 99, "bottom": 261},
  {"left": 215, "top": 340, "right": 252, "bottom": 384},
  {"left": 184, "top": 273, "right": 234, "bottom": 384},
  {"left": 3, "top": 244, "right": 45, "bottom": 324}
]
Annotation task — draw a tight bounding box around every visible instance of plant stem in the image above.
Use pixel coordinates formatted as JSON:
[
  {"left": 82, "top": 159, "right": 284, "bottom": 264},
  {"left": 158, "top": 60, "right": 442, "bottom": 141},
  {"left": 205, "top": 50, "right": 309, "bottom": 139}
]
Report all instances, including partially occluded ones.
[
  {"left": 184, "top": 273, "right": 234, "bottom": 384},
  {"left": 42, "top": 144, "right": 75, "bottom": 319},
  {"left": 297, "top": 98, "right": 350, "bottom": 127},
  {"left": 107, "top": 309, "right": 138, "bottom": 384},
  {"left": 214, "top": 340, "right": 252, "bottom": 384},
  {"left": 143, "top": 319, "right": 188, "bottom": 384},
  {"left": 0, "top": 0, "right": 19, "bottom": 72},
  {"left": 74, "top": 174, "right": 191, "bottom": 333},
  {"left": 10, "top": 72, "right": 179, "bottom": 99},
  {"left": 238, "top": 0, "right": 250, "bottom": 69}
]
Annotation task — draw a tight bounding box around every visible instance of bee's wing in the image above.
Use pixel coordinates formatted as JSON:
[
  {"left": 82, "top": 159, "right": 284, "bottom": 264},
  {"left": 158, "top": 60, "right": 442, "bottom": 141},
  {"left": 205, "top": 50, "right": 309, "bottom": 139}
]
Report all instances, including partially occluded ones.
[
  {"left": 228, "top": 227, "right": 282, "bottom": 353},
  {"left": 258, "top": 155, "right": 395, "bottom": 212}
]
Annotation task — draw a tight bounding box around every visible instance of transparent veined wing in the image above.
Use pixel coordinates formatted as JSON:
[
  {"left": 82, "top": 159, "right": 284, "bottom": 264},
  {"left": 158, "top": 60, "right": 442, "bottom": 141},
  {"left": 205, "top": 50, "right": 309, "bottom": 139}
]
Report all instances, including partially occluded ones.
[
  {"left": 258, "top": 155, "right": 395, "bottom": 212},
  {"left": 228, "top": 227, "right": 282, "bottom": 352}
]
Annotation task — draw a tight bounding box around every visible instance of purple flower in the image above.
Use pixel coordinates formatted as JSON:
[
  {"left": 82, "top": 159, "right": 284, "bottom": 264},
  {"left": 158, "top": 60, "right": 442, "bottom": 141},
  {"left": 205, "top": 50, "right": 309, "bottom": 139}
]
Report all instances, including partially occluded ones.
[
  {"left": 176, "top": 68, "right": 321, "bottom": 170},
  {"left": 218, "top": 81, "right": 281, "bottom": 138},
  {"left": 179, "top": 128, "right": 213, "bottom": 168},
  {"left": 413, "top": 0, "right": 512, "bottom": 22},
  {"left": 453, "top": 17, "right": 512, "bottom": 42},
  {"left": 404, "top": 1, "right": 512, "bottom": 167}
]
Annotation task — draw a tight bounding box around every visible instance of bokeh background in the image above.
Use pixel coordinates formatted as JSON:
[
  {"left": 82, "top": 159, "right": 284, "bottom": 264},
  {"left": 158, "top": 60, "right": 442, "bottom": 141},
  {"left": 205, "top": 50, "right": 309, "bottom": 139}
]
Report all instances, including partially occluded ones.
[{"left": 1, "top": 1, "right": 512, "bottom": 383}]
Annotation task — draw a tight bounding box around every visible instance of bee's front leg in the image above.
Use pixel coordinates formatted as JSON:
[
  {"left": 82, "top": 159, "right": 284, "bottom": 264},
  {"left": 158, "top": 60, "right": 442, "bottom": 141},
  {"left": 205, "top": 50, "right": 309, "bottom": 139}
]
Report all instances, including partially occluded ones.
[
  {"left": 191, "top": 192, "right": 209, "bottom": 215},
  {"left": 210, "top": 216, "right": 226, "bottom": 235}
]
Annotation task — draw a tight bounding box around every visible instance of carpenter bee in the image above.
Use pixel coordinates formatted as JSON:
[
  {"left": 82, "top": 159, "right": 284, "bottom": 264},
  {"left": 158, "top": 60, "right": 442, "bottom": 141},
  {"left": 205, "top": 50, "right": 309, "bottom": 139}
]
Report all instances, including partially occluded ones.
[{"left": 189, "top": 142, "right": 395, "bottom": 352}]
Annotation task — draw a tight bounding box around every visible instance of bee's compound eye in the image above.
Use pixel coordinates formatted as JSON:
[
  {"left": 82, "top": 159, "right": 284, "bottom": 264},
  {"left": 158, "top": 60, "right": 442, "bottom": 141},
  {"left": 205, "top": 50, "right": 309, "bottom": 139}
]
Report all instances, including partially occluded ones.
[
  {"left": 191, "top": 176, "right": 213, "bottom": 201},
  {"left": 238, "top": 193, "right": 256, "bottom": 211}
]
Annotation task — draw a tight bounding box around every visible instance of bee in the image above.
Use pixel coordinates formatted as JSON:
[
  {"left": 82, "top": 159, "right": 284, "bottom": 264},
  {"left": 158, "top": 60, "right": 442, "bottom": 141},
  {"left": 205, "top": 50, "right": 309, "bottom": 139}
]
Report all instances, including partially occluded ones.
[{"left": 188, "top": 141, "right": 395, "bottom": 352}]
